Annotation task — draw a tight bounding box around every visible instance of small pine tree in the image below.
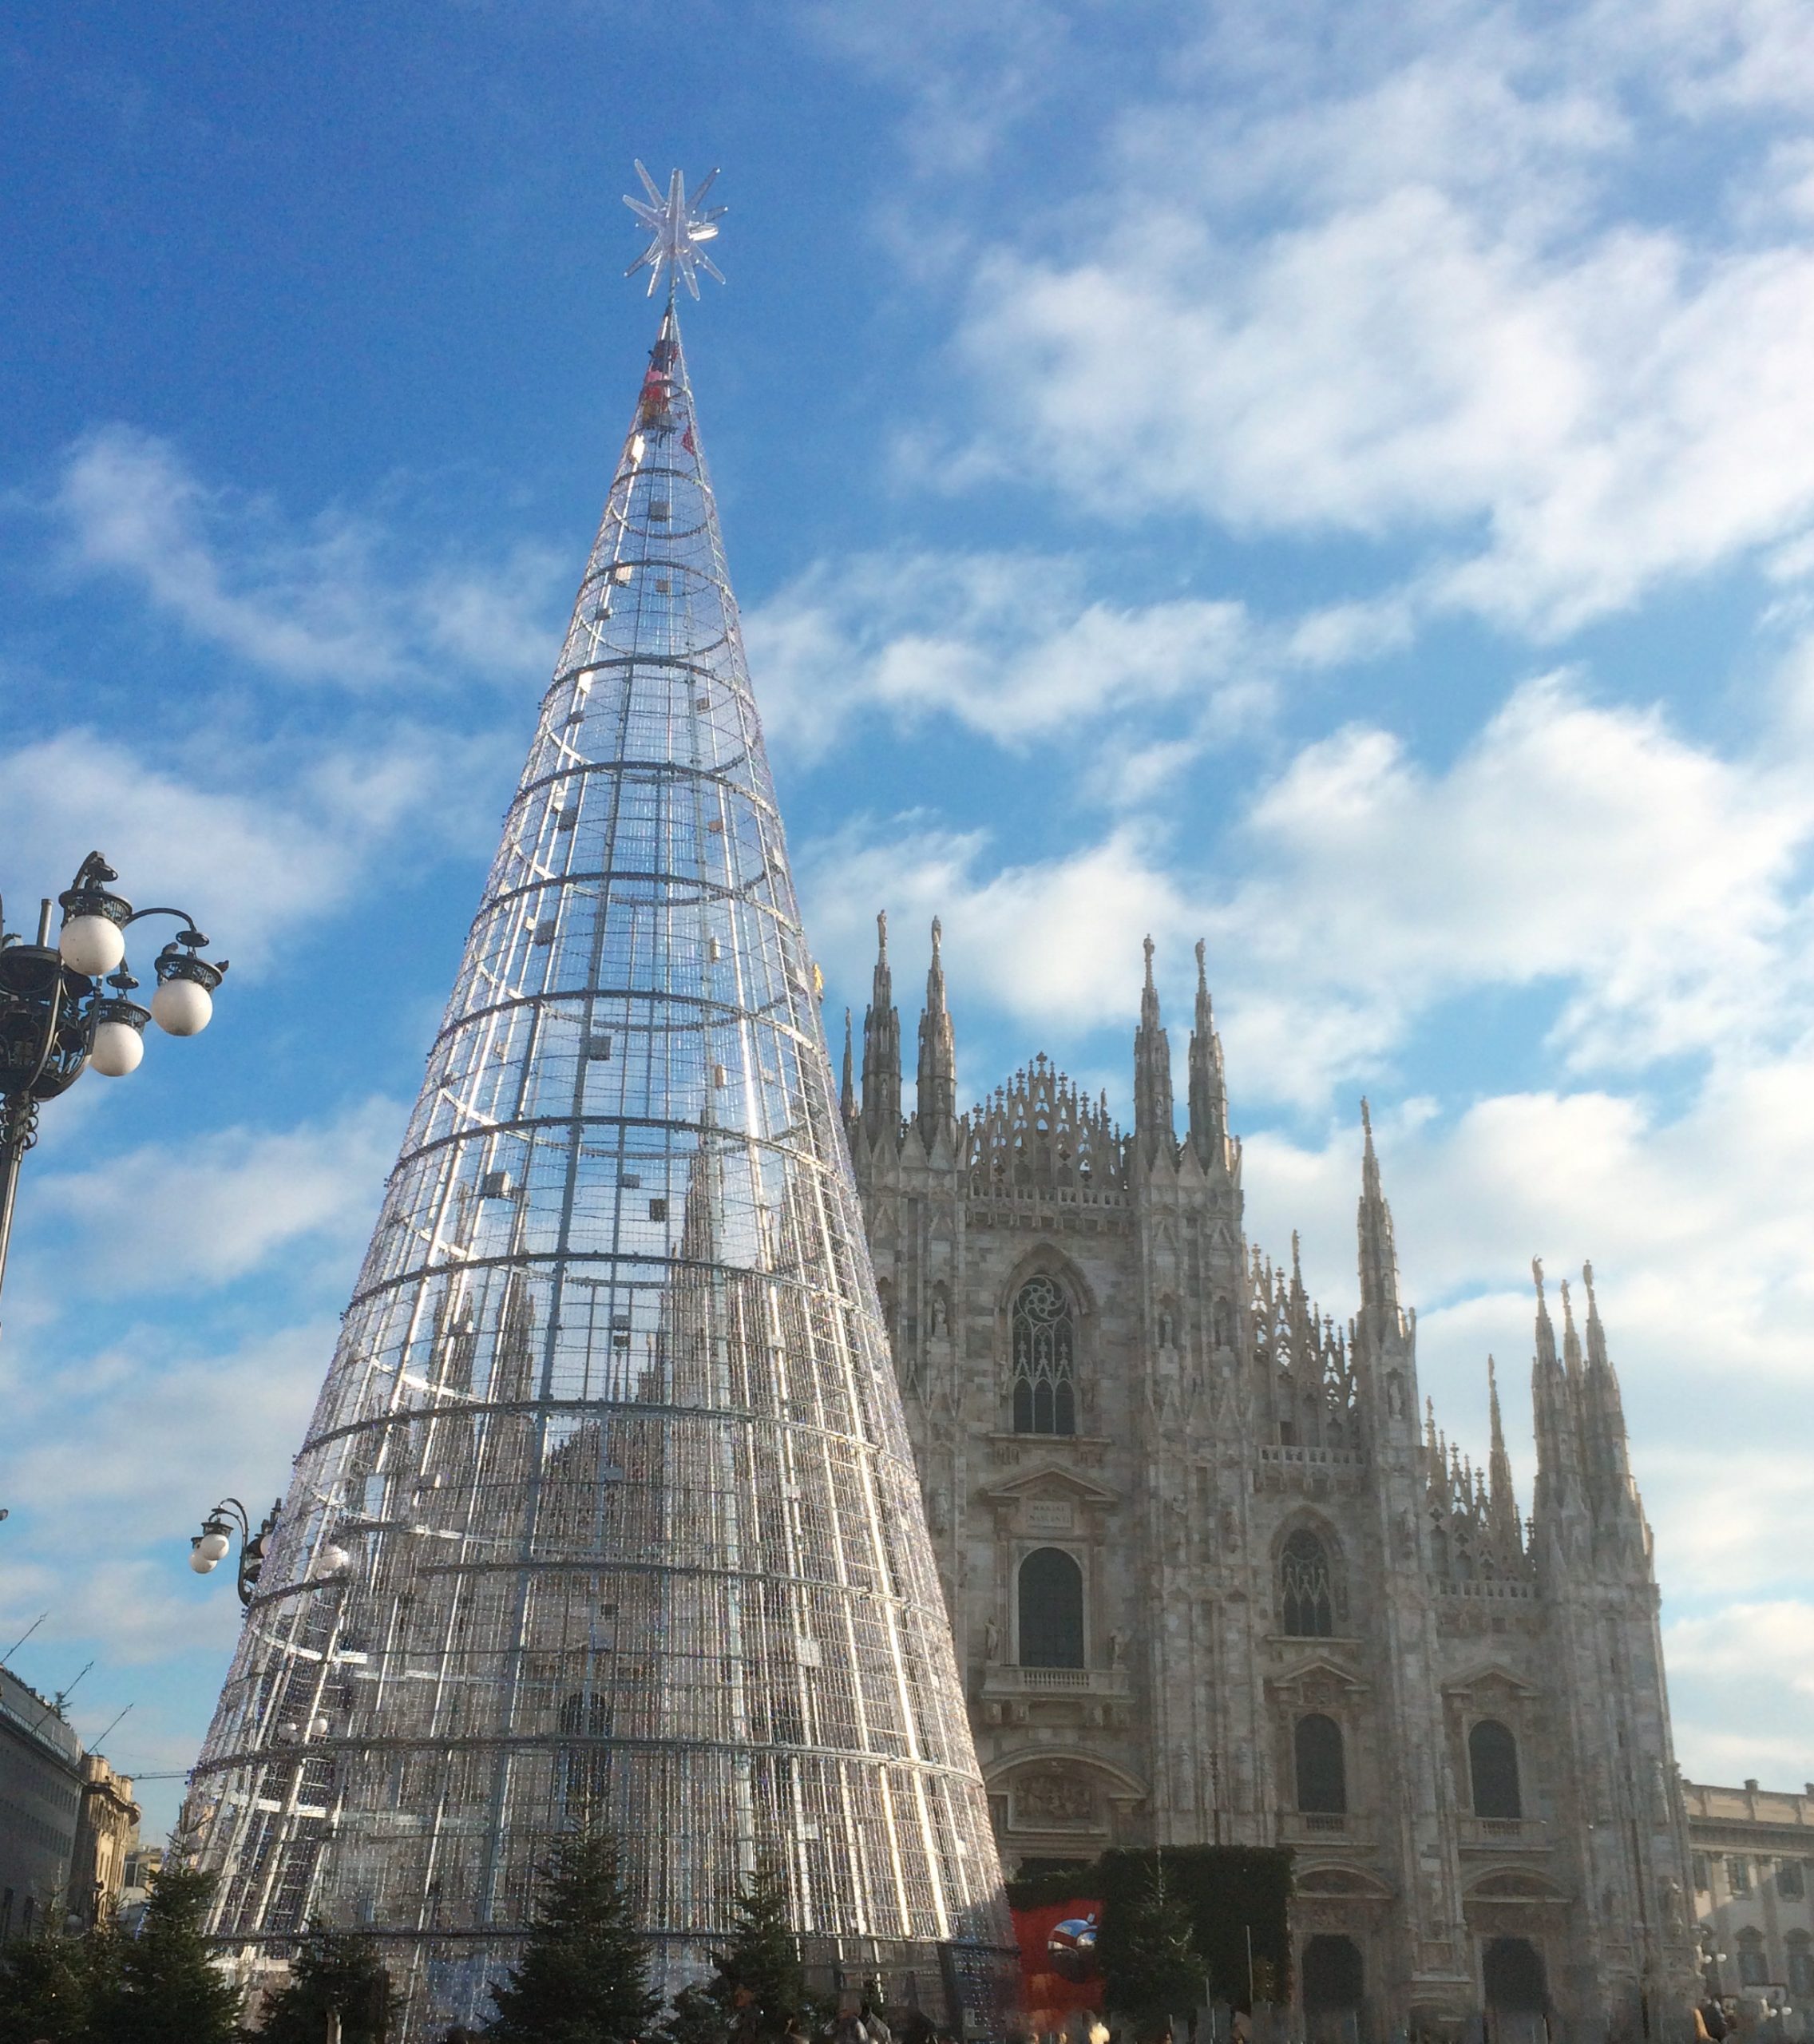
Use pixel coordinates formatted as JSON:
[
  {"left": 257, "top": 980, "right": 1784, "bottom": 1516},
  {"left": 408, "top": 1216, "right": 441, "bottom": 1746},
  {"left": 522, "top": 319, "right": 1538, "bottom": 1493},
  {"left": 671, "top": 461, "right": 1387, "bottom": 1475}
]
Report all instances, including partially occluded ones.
[
  {"left": 1099, "top": 1862, "right": 1206, "bottom": 2042},
  {"left": 706, "top": 1860, "right": 808, "bottom": 2044},
  {"left": 483, "top": 1832, "right": 661, "bottom": 2044},
  {"left": 665, "top": 1982, "right": 731, "bottom": 2044},
  {"left": 94, "top": 1862, "right": 243, "bottom": 2044},
  {"left": 261, "top": 1923, "right": 402, "bottom": 2042},
  {"left": 0, "top": 1925, "right": 117, "bottom": 2044}
]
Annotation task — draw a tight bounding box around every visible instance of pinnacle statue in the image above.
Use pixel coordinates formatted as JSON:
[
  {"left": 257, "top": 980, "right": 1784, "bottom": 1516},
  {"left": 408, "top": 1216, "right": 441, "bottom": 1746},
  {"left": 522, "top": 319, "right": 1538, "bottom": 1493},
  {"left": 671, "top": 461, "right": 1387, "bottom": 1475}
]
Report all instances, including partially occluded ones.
[{"left": 184, "top": 174, "right": 1012, "bottom": 2038}]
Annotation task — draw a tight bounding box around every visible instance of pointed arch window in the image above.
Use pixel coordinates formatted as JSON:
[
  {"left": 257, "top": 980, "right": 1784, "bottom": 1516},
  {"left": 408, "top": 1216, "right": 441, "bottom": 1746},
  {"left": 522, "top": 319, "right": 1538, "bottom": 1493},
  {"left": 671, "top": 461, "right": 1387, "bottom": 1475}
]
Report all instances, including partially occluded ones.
[
  {"left": 1280, "top": 1528, "right": 1335, "bottom": 1638},
  {"left": 1012, "top": 1274, "right": 1077, "bottom": 1436},
  {"left": 1468, "top": 1718, "right": 1522, "bottom": 1820}
]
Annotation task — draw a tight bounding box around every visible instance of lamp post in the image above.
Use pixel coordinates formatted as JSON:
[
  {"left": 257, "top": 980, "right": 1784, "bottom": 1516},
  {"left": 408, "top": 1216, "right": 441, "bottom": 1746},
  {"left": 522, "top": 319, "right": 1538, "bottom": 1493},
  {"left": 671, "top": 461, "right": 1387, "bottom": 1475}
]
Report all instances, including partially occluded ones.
[
  {"left": 188, "top": 1497, "right": 283, "bottom": 1606},
  {"left": 0, "top": 850, "right": 228, "bottom": 1317}
]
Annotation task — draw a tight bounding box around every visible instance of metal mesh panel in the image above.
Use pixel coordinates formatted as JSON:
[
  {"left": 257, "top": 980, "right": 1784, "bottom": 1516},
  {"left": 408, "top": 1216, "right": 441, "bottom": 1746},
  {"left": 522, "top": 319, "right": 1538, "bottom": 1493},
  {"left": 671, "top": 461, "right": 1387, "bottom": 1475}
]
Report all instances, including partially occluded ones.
[{"left": 187, "top": 307, "right": 1012, "bottom": 2036}]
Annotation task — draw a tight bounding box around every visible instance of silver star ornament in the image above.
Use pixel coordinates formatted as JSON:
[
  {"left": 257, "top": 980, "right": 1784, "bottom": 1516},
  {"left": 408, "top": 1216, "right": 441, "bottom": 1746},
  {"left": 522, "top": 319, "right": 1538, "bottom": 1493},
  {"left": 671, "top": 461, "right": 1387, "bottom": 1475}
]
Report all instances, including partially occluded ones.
[{"left": 624, "top": 162, "right": 727, "bottom": 299}]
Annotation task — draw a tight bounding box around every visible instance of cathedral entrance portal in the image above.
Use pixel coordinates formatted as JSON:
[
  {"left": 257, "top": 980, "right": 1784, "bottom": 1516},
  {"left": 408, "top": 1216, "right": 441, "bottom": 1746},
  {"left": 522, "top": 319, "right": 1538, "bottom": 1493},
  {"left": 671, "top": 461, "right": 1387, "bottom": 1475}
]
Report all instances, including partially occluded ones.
[
  {"left": 1301, "top": 1935, "right": 1365, "bottom": 2044},
  {"left": 1483, "top": 1937, "right": 1548, "bottom": 2044}
]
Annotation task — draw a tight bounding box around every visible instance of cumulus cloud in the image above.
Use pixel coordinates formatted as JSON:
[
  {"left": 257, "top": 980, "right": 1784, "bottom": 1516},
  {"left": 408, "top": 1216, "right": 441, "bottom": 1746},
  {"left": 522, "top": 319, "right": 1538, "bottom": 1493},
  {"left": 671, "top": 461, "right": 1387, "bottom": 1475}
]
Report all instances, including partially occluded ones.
[
  {"left": 746, "top": 549, "right": 1262, "bottom": 763},
  {"left": 847, "top": 0, "right": 1814, "bottom": 636},
  {"left": 0, "top": 723, "right": 504, "bottom": 972},
  {"left": 46, "top": 425, "right": 564, "bottom": 687},
  {"left": 1665, "top": 1601, "right": 1814, "bottom": 1783},
  {"left": 804, "top": 668, "right": 1814, "bottom": 1104},
  {"left": 30, "top": 1096, "right": 401, "bottom": 1291}
]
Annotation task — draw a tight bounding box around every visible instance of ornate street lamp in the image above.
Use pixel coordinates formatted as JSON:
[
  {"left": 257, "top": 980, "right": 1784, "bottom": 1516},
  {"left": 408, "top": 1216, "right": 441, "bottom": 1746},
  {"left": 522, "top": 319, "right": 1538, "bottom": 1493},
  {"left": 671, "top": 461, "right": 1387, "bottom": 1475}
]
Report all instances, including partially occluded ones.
[
  {"left": 188, "top": 1497, "right": 283, "bottom": 1606},
  {"left": 0, "top": 850, "right": 228, "bottom": 1313}
]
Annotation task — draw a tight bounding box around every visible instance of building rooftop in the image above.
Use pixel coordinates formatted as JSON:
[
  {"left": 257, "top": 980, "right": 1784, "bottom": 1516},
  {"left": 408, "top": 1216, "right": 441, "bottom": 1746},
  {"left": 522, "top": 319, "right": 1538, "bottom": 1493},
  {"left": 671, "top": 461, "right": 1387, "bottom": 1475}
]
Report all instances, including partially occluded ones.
[{"left": 0, "top": 1662, "right": 81, "bottom": 1768}]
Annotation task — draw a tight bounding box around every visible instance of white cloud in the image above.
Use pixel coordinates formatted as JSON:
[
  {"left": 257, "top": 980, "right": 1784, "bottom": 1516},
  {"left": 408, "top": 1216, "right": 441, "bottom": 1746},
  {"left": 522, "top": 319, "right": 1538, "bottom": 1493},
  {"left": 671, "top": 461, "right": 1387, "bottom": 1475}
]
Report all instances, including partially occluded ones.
[
  {"left": 1665, "top": 1602, "right": 1814, "bottom": 1784},
  {"left": 0, "top": 723, "right": 503, "bottom": 972},
  {"left": 46, "top": 425, "right": 564, "bottom": 687},
  {"left": 850, "top": 0, "right": 1814, "bottom": 636},
  {"left": 30, "top": 1096, "right": 401, "bottom": 1291},
  {"left": 0, "top": 1319, "right": 335, "bottom": 1659},
  {"left": 1221, "top": 672, "right": 1813, "bottom": 1082},
  {"left": 806, "top": 668, "right": 1814, "bottom": 1105},
  {"left": 746, "top": 549, "right": 1261, "bottom": 763},
  {"left": 799, "top": 815, "right": 1189, "bottom": 1039}
]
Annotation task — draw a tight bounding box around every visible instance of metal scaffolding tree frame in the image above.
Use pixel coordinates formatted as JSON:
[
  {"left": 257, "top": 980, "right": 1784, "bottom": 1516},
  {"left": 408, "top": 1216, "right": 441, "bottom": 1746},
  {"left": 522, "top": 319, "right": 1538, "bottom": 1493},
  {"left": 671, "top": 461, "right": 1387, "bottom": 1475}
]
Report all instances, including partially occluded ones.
[{"left": 184, "top": 173, "right": 1013, "bottom": 2039}]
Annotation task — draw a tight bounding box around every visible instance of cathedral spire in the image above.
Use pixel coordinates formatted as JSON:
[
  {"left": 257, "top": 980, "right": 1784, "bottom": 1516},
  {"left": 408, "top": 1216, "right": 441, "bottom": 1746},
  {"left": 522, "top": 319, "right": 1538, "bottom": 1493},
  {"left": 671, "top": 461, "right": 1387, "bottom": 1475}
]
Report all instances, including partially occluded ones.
[
  {"left": 1356, "top": 1098, "right": 1401, "bottom": 1329},
  {"left": 185, "top": 237, "right": 1009, "bottom": 2028},
  {"left": 1560, "top": 1275, "right": 1584, "bottom": 1381},
  {"left": 1133, "top": 935, "right": 1175, "bottom": 1162},
  {"left": 1531, "top": 1255, "right": 1583, "bottom": 1517},
  {"left": 1487, "top": 1355, "right": 1519, "bottom": 1538},
  {"left": 1186, "top": 937, "right": 1229, "bottom": 1169},
  {"left": 840, "top": 1006, "right": 857, "bottom": 1130},
  {"left": 861, "top": 909, "right": 901, "bottom": 1148},
  {"left": 915, "top": 916, "right": 957, "bottom": 1148},
  {"left": 1580, "top": 1259, "right": 1638, "bottom": 1508}
]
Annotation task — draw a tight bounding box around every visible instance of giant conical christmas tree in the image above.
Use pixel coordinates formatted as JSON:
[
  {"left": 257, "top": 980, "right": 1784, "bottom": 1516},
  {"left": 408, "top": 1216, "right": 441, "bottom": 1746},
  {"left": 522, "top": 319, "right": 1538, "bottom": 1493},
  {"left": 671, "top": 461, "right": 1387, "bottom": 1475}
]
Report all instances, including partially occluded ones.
[{"left": 185, "top": 173, "right": 1012, "bottom": 2040}]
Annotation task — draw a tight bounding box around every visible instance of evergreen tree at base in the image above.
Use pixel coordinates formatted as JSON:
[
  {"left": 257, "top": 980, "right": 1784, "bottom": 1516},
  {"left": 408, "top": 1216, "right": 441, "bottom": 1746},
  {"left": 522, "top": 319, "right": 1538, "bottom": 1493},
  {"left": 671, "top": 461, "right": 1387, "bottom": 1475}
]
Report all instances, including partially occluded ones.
[
  {"left": 0, "top": 1928, "right": 118, "bottom": 2044},
  {"left": 704, "top": 1861, "right": 810, "bottom": 2044},
  {"left": 260, "top": 1924, "right": 401, "bottom": 2042},
  {"left": 483, "top": 1834, "right": 661, "bottom": 2044},
  {"left": 665, "top": 1983, "right": 731, "bottom": 2044},
  {"left": 1098, "top": 1862, "right": 1206, "bottom": 2042},
  {"left": 96, "top": 1864, "right": 242, "bottom": 2044}
]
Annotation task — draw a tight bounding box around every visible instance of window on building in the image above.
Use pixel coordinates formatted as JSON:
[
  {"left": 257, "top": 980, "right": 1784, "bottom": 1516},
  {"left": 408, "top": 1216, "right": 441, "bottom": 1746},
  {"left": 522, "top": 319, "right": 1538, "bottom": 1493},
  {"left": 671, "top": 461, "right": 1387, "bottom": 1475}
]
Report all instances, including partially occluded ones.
[
  {"left": 1737, "top": 1931, "right": 1768, "bottom": 1989},
  {"left": 1280, "top": 1529, "right": 1335, "bottom": 1638},
  {"left": 1786, "top": 1935, "right": 1813, "bottom": 1998},
  {"left": 1731, "top": 1856, "right": 1753, "bottom": 1895},
  {"left": 1295, "top": 1713, "right": 1348, "bottom": 1815},
  {"left": 1693, "top": 1855, "right": 1710, "bottom": 1893},
  {"left": 1018, "top": 1547, "right": 1085, "bottom": 1669},
  {"left": 1012, "top": 1275, "right": 1077, "bottom": 1435},
  {"left": 1778, "top": 1859, "right": 1807, "bottom": 1900},
  {"left": 1468, "top": 1719, "right": 1523, "bottom": 1820}
]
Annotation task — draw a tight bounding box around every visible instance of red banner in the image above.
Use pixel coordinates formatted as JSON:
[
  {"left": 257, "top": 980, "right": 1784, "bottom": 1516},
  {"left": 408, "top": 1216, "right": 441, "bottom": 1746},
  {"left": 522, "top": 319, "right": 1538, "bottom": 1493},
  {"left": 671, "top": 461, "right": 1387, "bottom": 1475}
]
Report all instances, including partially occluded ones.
[{"left": 1012, "top": 1898, "right": 1106, "bottom": 2031}]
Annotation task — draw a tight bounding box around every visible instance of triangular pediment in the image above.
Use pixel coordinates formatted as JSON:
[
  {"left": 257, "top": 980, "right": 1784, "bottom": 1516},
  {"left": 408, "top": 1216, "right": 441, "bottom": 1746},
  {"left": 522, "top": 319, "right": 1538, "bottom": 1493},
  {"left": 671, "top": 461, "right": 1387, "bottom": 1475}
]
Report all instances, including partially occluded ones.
[
  {"left": 979, "top": 1463, "right": 1121, "bottom": 1508},
  {"left": 1265, "top": 1653, "right": 1371, "bottom": 1700},
  {"left": 1441, "top": 1660, "right": 1542, "bottom": 1701}
]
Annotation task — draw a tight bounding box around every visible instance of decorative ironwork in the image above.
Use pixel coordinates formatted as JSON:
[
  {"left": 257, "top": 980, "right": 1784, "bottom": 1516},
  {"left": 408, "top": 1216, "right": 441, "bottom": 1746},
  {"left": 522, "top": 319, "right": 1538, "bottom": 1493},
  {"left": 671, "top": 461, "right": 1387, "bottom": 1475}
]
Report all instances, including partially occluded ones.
[
  {"left": 186, "top": 209, "right": 1012, "bottom": 2038},
  {"left": 0, "top": 856, "right": 226, "bottom": 1318}
]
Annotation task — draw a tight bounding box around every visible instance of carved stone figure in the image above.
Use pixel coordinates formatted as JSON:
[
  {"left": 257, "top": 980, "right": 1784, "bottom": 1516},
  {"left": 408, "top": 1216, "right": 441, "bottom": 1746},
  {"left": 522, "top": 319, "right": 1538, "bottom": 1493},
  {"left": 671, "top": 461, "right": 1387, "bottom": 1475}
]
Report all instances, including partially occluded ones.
[{"left": 1015, "top": 1772, "right": 1094, "bottom": 1825}]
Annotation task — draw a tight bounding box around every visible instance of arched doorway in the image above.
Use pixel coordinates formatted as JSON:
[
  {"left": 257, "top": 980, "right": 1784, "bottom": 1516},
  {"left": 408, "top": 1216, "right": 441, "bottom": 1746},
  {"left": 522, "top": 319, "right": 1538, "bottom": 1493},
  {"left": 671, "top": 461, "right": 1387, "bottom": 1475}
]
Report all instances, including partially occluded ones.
[
  {"left": 1483, "top": 1936, "right": 1547, "bottom": 2044},
  {"left": 1302, "top": 1934, "right": 1364, "bottom": 2044}
]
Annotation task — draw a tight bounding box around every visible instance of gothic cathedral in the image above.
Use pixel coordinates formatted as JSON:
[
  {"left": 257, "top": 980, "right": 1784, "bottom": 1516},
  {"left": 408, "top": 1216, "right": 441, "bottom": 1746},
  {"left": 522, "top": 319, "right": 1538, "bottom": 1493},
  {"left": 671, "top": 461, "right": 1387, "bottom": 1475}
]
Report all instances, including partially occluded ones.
[{"left": 841, "top": 914, "right": 1701, "bottom": 2044}]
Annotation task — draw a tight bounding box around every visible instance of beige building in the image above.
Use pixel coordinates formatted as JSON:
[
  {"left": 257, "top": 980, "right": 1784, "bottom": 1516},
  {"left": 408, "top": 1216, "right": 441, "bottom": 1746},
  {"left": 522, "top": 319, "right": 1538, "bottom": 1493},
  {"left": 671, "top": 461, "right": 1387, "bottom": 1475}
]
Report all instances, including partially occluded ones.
[
  {"left": 843, "top": 921, "right": 1702, "bottom": 2044},
  {"left": 70, "top": 1753, "right": 139, "bottom": 1930},
  {"left": 1682, "top": 1780, "right": 1814, "bottom": 2033}
]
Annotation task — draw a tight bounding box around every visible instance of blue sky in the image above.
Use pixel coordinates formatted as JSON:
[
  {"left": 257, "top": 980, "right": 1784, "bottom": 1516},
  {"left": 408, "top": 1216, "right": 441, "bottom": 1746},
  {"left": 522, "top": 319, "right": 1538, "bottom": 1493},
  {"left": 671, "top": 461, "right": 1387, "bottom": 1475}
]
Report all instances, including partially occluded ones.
[{"left": 3, "top": 0, "right": 1813, "bottom": 1843}]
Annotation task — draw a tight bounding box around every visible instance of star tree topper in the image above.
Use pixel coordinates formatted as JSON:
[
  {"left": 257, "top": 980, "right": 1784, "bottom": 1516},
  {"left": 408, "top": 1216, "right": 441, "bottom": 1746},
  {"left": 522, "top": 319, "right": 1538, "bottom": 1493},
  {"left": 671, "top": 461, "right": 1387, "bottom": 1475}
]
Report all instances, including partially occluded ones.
[{"left": 624, "top": 162, "right": 727, "bottom": 299}]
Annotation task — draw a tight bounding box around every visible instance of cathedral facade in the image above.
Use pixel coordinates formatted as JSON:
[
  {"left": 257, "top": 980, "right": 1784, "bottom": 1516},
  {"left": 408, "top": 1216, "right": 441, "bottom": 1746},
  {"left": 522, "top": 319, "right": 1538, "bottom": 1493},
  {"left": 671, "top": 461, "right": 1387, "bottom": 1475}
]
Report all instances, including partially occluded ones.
[{"left": 840, "top": 916, "right": 1701, "bottom": 2044}]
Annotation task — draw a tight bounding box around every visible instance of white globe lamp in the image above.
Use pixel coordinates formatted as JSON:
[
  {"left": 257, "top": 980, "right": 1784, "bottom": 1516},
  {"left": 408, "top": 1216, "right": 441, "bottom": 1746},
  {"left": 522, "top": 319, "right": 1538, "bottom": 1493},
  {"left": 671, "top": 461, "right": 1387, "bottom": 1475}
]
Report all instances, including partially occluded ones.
[
  {"left": 151, "top": 976, "right": 212, "bottom": 1036},
  {"left": 89, "top": 1019, "right": 144, "bottom": 1077},
  {"left": 59, "top": 914, "right": 125, "bottom": 977}
]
